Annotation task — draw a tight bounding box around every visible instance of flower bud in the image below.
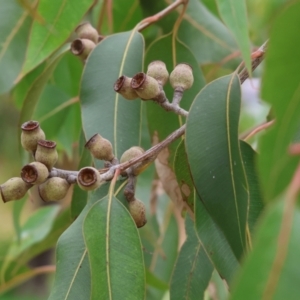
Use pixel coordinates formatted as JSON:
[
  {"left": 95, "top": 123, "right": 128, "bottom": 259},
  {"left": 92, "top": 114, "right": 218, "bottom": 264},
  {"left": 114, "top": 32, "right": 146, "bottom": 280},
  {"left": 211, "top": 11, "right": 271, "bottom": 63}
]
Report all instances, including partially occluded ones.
[
  {"left": 147, "top": 60, "right": 169, "bottom": 86},
  {"left": 38, "top": 177, "right": 70, "bottom": 202},
  {"left": 169, "top": 63, "right": 194, "bottom": 91},
  {"left": 77, "top": 167, "right": 102, "bottom": 191},
  {"left": 114, "top": 76, "right": 139, "bottom": 100},
  {"left": 120, "top": 146, "right": 147, "bottom": 175},
  {"left": 85, "top": 134, "right": 115, "bottom": 161},
  {"left": 35, "top": 140, "right": 58, "bottom": 171},
  {"left": 128, "top": 198, "right": 147, "bottom": 228},
  {"left": 131, "top": 73, "right": 160, "bottom": 100},
  {"left": 21, "top": 162, "right": 49, "bottom": 185},
  {"left": 1, "top": 177, "right": 31, "bottom": 203},
  {"left": 75, "top": 22, "right": 99, "bottom": 44},
  {"left": 21, "top": 120, "right": 45, "bottom": 153},
  {"left": 70, "top": 38, "right": 96, "bottom": 60}
]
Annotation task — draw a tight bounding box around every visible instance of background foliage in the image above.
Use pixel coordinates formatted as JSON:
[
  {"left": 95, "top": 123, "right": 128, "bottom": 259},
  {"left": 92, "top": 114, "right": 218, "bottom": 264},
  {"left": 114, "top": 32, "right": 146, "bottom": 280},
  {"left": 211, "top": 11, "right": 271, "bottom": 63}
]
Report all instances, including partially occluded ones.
[{"left": 0, "top": 0, "right": 299, "bottom": 299}]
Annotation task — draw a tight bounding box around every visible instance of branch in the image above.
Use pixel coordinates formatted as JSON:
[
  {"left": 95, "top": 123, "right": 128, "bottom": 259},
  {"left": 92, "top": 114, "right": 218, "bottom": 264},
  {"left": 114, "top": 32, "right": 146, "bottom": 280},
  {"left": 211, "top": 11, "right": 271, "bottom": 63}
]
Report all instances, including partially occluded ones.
[{"left": 239, "top": 40, "right": 268, "bottom": 84}]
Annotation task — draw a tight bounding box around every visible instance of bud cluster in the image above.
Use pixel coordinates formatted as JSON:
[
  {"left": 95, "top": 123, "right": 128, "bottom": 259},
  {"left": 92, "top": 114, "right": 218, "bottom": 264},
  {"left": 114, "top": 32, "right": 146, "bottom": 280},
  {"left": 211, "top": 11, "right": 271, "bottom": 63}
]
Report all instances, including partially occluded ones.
[
  {"left": 70, "top": 22, "right": 104, "bottom": 61},
  {"left": 1, "top": 120, "right": 149, "bottom": 228},
  {"left": 114, "top": 60, "right": 194, "bottom": 104}
]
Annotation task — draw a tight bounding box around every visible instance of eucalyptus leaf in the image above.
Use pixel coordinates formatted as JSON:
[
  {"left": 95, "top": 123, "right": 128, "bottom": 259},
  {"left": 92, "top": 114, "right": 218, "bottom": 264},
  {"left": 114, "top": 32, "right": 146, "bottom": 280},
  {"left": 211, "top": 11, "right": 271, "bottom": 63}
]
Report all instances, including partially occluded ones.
[
  {"left": 21, "top": 0, "right": 94, "bottom": 75},
  {"left": 80, "top": 31, "right": 144, "bottom": 166},
  {"left": 259, "top": 1, "right": 300, "bottom": 201},
  {"left": 186, "top": 74, "right": 249, "bottom": 260}
]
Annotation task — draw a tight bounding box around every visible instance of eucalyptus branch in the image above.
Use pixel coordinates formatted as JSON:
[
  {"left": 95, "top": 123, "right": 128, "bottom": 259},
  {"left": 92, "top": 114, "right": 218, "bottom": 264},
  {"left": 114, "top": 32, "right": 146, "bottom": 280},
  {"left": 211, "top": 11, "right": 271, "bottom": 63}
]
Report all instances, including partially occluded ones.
[
  {"left": 239, "top": 40, "right": 268, "bottom": 84},
  {"left": 47, "top": 40, "right": 268, "bottom": 185},
  {"left": 137, "top": 0, "right": 188, "bottom": 32}
]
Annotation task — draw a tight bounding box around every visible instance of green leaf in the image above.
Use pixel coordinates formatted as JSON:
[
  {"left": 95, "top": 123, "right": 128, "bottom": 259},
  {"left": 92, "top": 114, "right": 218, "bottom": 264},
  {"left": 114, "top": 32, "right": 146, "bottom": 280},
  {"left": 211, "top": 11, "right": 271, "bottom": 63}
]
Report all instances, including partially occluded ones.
[
  {"left": 173, "top": 140, "right": 195, "bottom": 211},
  {"left": 186, "top": 74, "right": 249, "bottom": 260},
  {"left": 48, "top": 185, "right": 111, "bottom": 300},
  {"left": 83, "top": 195, "right": 145, "bottom": 299},
  {"left": 215, "top": 0, "right": 251, "bottom": 72},
  {"left": 259, "top": 2, "right": 300, "bottom": 201},
  {"left": 12, "top": 197, "right": 27, "bottom": 243},
  {"left": 230, "top": 197, "right": 300, "bottom": 300},
  {"left": 174, "top": 141, "right": 239, "bottom": 284},
  {"left": 194, "top": 196, "right": 239, "bottom": 285},
  {"left": 240, "top": 141, "right": 264, "bottom": 232},
  {"left": 0, "top": 0, "right": 32, "bottom": 94},
  {"left": 21, "top": 0, "right": 94, "bottom": 75},
  {"left": 19, "top": 45, "right": 69, "bottom": 129},
  {"left": 178, "top": 0, "right": 238, "bottom": 65},
  {"left": 170, "top": 215, "right": 213, "bottom": 300},
  {"left": 80, "top": 31, "right": 144, "bottom": 166},
  {"left": 145, "top": 269, "right": 169, "bottom": 291},
  {"left": 3, "top": 206, "right": 60, "bottom": 280}
]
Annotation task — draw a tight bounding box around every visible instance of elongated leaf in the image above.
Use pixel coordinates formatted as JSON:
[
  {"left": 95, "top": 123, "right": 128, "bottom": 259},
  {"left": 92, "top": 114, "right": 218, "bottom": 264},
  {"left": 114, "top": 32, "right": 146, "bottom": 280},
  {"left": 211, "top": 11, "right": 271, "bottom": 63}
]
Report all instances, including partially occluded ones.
[
  {"left": 19, "top": 45, "right": 69, "bottom": 127},
  {"left": 0, "top": 0, "right": 32, "bottom": 94},
  {"left": 48, "top": 185, "right": 110, "bottom": 300},
  {"left": 194, "top": 196, "right": 239, "bottom": 284},
  {"left": 259, "top": 2, "right": 300, "bottom": 201},
  {"left": 215, "top": 0, "right": 251, "bottom": 72},
  {"left": 21, "top": 0, "right": 94, "bottom": 75},
  {"left": 83, "top": 195, "right": 145, "bottom": 299},
  {"left": 230, "top": 197, "right": 300, "bottom": 300},
  {"left": 174, "top": 141, "right": 239, "bottom": 284},
  {"left": 178, "top": 0, "right": 238, "bottom": 65},
  {"left": 170, "top": 216, "right": 213, "bottom": 300},
  {"left": 186, "top": 74, "right": 249, "bottom": 260},
  {"left": 240, "top": 141, "right": 264, "bottom": 232},
  {"left": 80, "top": 31, "right": 144, "bottom": 166},
  {"left": 3, "top": 206, "right": 60, "bottom": 280}
]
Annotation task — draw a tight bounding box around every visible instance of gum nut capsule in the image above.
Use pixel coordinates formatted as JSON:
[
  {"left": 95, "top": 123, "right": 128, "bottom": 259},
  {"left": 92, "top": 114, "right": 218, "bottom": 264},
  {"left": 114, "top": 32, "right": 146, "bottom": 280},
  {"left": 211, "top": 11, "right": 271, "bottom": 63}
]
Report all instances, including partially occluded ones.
[
  {"left": 128, "top": 198, "right": 147, "bottom": 228},
  {"left": 131, "top": 72, "right": 160, "bottom": 100},
  {"left": 70, "top": 38, "right": 96, "bottom": 60},
  {"left": 21, "top": 120, "right": 45, "bottom": 153},
  {"left": 146, "top": 60, "right": 169, "bottom": 86},
  {"left": 114, "top": 75, "right": 139, "bottom": 100},
  {"left": 120, "top": 146, "right": 146, "bottom": 175},
  {"left": 85, "top": 134, "right": 115, "bottom": 161},
  {"left": 35, "top": 140, "right": 58, "bottom": 171},
  {"left": 77, "top": 167, "right": 102, "bottom": 191},
  {"left": 75, "top": 22, "right": 99, "bottom": 44},
  {"left": 21, "top": 162, "right": 49, "bottom": 185},
  {"left": 38, "top": 177, "right": 70, "bottom": 202},
  {"left": 0, "top": 177, "right": 32, "bottom": 203},
  {"left": 169, "top": 63, "right": 194, "bottom": 91}
]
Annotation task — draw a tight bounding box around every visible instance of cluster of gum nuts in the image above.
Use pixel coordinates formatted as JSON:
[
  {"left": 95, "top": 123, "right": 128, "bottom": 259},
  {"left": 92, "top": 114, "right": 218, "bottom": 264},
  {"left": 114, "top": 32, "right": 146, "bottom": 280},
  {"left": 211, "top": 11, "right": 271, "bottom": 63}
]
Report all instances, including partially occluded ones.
[{"left": 0, "top": 121, "right": 147, "bottom": 228}]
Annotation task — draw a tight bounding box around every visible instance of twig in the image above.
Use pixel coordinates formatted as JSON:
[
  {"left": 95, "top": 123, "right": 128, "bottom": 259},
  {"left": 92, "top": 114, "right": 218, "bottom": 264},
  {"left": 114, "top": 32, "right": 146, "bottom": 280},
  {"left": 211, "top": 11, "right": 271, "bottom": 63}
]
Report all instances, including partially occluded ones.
[
  {"left": 239, "top": 40, "right": 268, "bottom": 84},
  {"left": 137, "top": 0, "right": 188, "bottom": 32},
  {"left": 240, "top": 120, "right": 275, "bottom": 141}
]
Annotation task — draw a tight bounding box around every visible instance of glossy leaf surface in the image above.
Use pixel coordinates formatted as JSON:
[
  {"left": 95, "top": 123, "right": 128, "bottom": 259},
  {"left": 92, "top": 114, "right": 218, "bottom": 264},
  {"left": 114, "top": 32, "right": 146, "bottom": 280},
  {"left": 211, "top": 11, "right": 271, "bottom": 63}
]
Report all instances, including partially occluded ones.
[
  {"left": 178, "top": 0, "right": 238, "bottom": 65},
  {"left": 215, "top": 0, "right": 251, "bottom": 71},
  {"left": 170, "top": 216, "right": 213, "bottom": 300},
  {"left": 231, "top": 198, "right": 300, "bottom": 300},
  {"left": 259, "top": 2, "right": 300, "bottom": 201},
  {"left": 83, "top": 195, "right": 145, "bottom": 300},
  {"left": 186, "top": 74, "right": 249, "bottom": 260},
  {"left": 22, "top": 0, "right": 94, "bottom": 75},
  {"left": 0, "top": 0, "right": 32, "bottom": 94},
  {"left": 80, "top": 31, "right": 144, "bottom": 166},
  {"left": 48, "top": 185, "right": 110, "bottom": 300}
]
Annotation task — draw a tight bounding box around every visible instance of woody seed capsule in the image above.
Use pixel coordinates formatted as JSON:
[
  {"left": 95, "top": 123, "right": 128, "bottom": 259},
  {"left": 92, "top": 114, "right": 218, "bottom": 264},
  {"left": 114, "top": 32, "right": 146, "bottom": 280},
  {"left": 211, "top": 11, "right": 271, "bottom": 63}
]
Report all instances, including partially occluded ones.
[
  {"left": 75, "top": 22, "right": 99, "bottom": 44},
  {"left": 77, "top": 167, "right": 102, "bottom": 191},
  {"left": 128, "top": 198, "right": 147, "bottom": 228},
  {"left": 85, "top": 134, "right": 115, "bottom": 161},
  {"left": 114, "top": 76, "right": 139, "bottom": 100},
  {"left": 21, "top": 162, "right": 49, "bottom": 185},
  {"left": 70, "top": 38, "right": 96, "bottom": 60},
  {"left": 131, "top": 73, "right": 160, "bottom": 100},
  {"left": 169, "top": 63, "right": 194, "bottom": 91},
  {"left": 38, "top": 177, "right": 70, "bottom": 202},
  {"left": 21, "top": 120, "right": 45, "bottom": 153},
  {"left": 35, "top": 140, "right": 58, "bottom": 171},
  {"left": 0, "top": 177, "right": 32, "bottom": 203},
  {"left": 147, "top": 60, "right": 169, "bottom": 86}
]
